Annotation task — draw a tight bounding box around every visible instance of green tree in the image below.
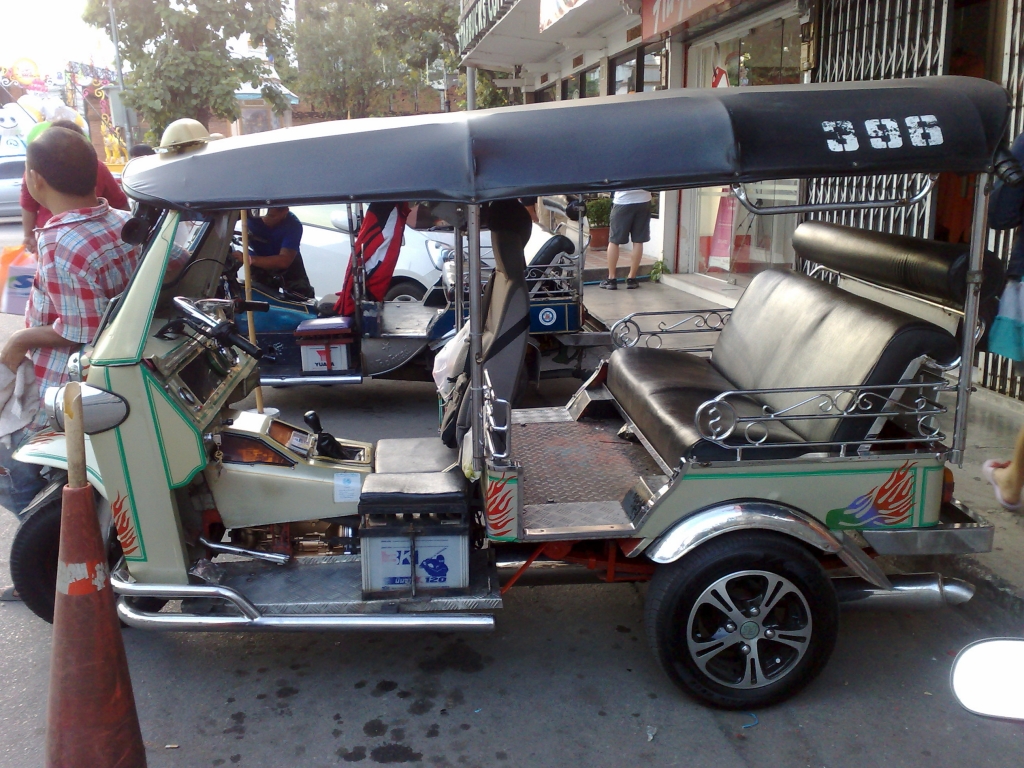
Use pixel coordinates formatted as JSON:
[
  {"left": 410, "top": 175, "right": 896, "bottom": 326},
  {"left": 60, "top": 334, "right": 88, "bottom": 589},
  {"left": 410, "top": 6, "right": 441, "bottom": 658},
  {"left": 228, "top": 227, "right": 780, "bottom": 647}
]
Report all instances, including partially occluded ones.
[
  {"left": 84, "top": 0, "right": 293, "bottom": 139},
  {"left": 294, "top": 0, "right": 460, "bottom": 119},
  {"left": 294, "top": 0, "right": 385, "bottom": 120}
]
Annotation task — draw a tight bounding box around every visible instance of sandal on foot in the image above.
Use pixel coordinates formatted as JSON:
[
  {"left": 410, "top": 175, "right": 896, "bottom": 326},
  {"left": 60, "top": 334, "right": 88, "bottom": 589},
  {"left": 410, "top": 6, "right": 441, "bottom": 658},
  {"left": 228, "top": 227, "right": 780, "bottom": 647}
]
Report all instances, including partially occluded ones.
[{"left": 982, "top": 459, "right": 1023, "bottom": 511}]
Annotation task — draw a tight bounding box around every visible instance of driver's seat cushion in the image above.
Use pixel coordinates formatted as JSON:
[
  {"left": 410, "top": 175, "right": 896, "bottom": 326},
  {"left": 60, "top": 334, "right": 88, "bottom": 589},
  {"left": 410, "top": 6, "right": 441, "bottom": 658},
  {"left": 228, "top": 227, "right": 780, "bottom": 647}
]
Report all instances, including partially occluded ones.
[{"left": 374, "top": 437, "right": 458, "bottom": 474}]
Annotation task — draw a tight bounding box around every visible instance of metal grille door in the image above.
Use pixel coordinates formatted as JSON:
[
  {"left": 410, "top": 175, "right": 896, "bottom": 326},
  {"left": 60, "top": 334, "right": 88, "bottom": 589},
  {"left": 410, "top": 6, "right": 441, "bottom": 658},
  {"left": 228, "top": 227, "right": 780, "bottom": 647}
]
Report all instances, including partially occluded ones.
[
  {"left": 807, "top": 0, "right": 950, "bottom": 237},
  {"left": 978, "top": 0, "right": 1024, "bottom": 398}
]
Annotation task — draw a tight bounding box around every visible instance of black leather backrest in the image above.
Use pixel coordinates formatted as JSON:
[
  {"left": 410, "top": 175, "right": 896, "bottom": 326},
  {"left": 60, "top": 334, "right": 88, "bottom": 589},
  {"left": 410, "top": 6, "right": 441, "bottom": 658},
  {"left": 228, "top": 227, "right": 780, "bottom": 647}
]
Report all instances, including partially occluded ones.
[
  {"left": 529, "top": 234, "right": 575, "bottom": 268},
  {"left": 449, "top": 200, "right": 532, "bottom": 448},
  {"left": 793, "top": 221, "right": 1005, "bottom": 308},
  {"left": 712, "top": 270, "right": 957, "bottom": 445}
]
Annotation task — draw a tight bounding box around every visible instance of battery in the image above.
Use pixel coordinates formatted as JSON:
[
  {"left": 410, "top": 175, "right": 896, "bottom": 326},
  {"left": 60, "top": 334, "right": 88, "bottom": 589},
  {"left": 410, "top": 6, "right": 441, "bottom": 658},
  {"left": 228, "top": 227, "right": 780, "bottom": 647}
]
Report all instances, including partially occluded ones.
[{"left": 360, "top": 534, "right": 469, "bottom": 593}]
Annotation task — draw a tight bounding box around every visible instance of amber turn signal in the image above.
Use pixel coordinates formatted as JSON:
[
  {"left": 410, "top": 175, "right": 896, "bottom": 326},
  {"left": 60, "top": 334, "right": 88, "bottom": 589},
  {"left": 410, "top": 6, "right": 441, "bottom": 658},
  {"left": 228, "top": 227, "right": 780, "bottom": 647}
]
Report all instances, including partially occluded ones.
[
  {"left": 942, "top": 466, "right": 955, "bottom": 505},
  {"left": 219, "top": 433, "right": 294, "bottom": 466}
]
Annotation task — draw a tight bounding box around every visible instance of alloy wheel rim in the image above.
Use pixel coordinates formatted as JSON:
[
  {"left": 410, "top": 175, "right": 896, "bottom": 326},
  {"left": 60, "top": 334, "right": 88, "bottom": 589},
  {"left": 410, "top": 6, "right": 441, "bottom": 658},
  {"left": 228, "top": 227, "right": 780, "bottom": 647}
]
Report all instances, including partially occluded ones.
[{"left": 685, "top": 569, "right": 812, "bottom": 689}]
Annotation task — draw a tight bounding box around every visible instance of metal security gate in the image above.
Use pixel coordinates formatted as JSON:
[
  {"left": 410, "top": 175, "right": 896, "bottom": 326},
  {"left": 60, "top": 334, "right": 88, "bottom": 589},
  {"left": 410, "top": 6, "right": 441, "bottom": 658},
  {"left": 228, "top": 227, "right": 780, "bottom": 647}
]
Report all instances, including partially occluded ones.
[
  {"left": 806, "top": 0, "right": 950, "bottom": 237},
  {"left": 978, "top": 0, "right": 1024, "bottom": 398}
]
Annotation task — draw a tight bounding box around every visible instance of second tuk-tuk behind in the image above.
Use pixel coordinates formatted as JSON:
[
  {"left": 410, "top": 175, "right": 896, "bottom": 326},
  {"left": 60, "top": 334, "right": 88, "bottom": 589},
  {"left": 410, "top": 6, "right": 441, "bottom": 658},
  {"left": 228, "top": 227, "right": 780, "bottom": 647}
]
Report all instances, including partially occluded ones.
[{"left": 8, "top": 75, "right": 1016, "bottom": 708}]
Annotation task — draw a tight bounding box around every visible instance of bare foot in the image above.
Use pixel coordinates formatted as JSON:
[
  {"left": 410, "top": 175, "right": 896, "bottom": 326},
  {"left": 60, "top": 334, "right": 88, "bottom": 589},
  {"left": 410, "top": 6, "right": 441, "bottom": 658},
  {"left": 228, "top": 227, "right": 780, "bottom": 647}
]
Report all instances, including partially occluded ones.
[{"left": 991, "top": 464, "right": 1022, "bottom": 508}]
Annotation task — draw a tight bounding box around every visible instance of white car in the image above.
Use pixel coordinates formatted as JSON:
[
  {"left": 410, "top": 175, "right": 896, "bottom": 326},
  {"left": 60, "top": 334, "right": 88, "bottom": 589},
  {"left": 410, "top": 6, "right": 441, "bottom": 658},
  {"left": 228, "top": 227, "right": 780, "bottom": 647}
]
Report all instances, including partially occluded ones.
[
  {"left": 0, "top": 155, "right": 25, "bottom": 219},
  {"left": 292, "top": 204, "right": 551, "bottom": 301}
]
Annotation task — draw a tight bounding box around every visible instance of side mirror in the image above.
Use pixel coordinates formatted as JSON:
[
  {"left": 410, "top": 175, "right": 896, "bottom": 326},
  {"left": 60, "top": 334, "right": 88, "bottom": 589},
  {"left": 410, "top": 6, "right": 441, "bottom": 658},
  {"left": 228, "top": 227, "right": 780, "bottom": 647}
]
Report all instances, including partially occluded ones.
[
  {"left": 329, "top": 209, "right": 352, "bottom": 232},
  {"left": 950, "top": 638, "right": 1024, "bottom": 719}
]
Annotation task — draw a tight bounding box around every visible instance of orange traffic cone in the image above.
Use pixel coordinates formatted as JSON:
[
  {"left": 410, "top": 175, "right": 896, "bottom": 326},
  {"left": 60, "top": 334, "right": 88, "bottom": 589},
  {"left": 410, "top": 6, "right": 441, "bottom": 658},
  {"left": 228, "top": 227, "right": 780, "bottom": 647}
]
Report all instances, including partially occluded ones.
[{"left": 45, "top": 384, "right": 146, "bottom": 767}]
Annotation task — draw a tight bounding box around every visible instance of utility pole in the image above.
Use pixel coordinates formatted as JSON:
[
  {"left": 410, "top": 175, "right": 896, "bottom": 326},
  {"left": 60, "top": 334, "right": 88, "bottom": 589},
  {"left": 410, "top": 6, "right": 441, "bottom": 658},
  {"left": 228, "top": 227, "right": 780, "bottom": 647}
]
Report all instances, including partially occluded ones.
[{"left": 107, "top": 0, "right": 133, "bottom": 142}]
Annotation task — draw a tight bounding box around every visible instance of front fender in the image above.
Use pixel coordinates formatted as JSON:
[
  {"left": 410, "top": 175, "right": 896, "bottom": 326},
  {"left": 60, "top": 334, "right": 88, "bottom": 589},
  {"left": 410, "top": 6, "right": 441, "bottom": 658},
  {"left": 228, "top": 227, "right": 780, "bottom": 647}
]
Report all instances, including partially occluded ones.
[
  {"left": 13, "top": 431, "right": 106, "bottom": 498},
  {"left": 646, "top": 501, "right": 891, "bottom": 590}
]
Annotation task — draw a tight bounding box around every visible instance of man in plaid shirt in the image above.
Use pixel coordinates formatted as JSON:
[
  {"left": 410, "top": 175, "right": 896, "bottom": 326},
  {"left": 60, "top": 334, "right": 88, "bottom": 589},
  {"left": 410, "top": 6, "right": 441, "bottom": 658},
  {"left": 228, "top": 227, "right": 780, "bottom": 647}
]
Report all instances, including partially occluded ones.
[{"left": 0, "top": 127, "right": 141, "bottom": 517}]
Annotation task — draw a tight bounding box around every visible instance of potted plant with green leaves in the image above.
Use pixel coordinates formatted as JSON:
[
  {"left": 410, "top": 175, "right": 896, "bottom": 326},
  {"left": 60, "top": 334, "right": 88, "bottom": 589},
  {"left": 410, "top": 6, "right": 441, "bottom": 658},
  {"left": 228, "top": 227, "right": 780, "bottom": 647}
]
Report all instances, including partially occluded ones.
[{"left": 585, "top": 196, "right": 612, "bottom": 250}]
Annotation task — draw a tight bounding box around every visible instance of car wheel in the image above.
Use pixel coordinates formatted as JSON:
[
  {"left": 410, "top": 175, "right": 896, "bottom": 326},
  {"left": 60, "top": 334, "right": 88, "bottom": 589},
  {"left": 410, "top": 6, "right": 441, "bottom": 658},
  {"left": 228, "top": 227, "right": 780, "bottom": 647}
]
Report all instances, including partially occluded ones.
[
  {"left": 384, "top": 280, "right": 426, "bottom": 303},
  {"left": 644, "top": 531, "right": 838, "bottom": 709},
  {"left": 10, "top": 494, "right": 166, "bottom": 624},
  {"left": 9, "top": 496, "right": 62, "bottom": 623}
]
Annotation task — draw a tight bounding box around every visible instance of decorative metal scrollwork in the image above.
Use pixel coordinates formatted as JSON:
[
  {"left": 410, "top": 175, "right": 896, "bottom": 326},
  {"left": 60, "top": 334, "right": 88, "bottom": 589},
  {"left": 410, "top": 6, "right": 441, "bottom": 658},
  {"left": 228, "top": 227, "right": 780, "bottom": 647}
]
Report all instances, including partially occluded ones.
[
  {"left": 610, "top": 309, "right": 732, "bottom": 349},
  {"left": 693, "top": 380, "right": 950, "bottom": 458}
]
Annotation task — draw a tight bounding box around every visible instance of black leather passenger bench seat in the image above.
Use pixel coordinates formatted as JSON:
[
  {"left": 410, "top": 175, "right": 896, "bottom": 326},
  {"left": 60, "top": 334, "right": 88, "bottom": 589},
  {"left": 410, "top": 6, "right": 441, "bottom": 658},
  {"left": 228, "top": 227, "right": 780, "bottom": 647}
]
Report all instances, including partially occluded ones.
[{"left": 606, "top": 269, "right": 957, "bottom": 466}]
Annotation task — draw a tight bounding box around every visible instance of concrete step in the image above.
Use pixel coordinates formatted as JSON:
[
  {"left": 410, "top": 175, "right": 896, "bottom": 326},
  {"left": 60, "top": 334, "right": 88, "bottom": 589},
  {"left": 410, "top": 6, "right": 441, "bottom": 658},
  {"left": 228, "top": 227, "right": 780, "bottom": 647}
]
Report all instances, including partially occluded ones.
[{"left": 581, "top": 252, "right": 655, "bottom": 283}]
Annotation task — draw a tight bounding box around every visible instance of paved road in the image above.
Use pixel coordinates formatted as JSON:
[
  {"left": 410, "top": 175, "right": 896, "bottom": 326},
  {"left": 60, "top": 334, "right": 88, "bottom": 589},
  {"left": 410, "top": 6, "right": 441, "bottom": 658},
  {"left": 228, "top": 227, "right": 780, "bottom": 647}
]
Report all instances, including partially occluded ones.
[{"left": 0, "top": 216, "right": 1023, "bottom": 766}]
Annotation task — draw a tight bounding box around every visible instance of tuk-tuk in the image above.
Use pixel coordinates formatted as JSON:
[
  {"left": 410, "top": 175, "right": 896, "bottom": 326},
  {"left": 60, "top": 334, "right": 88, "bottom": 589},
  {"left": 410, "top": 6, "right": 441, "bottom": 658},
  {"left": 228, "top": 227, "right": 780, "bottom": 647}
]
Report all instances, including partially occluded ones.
[
  {"left": 222, "top": 196, "right": 606, "bottom": 389},
  {"left": 9, "top": 76, "right": 1014, "bottom": 708}
]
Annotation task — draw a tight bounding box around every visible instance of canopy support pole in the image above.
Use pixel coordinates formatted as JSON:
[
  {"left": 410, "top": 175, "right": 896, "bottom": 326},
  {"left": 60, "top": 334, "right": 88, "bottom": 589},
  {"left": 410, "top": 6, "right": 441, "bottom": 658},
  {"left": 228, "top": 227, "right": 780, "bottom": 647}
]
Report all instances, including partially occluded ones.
[
  {"left": 454, "top": 229, "right": 465, "bottom": 331},
  {"left": 240, "top": 209, "right": 264, "bottom": 414},
  {"left": 466, "top": 67, "right": 477, "bottom": 112},
  {"left": 951, "top": 173, "right": 989, "bottom": 466},
  {"left": 468, "top": 204, "right": 484, "bottom": 472}
]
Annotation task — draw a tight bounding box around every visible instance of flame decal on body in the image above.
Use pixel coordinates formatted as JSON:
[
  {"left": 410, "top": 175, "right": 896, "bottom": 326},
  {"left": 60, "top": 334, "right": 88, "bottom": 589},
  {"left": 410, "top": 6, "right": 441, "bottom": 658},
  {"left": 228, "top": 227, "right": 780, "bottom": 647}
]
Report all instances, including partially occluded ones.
[
  {"left": 826, "top": 461, "right": 916, "bottom": 529},
  {"left": 110, "top": 491, "right": 140, "bottom": 556},
  {"left": 485, "top": 475, "right": 517, "bottom": 538}
]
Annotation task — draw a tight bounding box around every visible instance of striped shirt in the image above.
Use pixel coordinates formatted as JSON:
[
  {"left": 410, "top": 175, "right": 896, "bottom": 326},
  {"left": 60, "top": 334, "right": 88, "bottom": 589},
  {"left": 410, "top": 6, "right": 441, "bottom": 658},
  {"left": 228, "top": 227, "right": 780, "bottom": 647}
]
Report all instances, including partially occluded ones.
[{"left": 26, "top": 200, "right": 141, "bottom": 425}]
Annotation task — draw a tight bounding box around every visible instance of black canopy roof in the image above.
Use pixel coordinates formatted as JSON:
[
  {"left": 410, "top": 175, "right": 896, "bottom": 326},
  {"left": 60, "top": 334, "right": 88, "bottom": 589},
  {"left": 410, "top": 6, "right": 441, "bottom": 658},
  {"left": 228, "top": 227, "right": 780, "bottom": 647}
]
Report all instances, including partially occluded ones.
[{"left": 122, "top": 76, "right": 1009, "bottom": 211}]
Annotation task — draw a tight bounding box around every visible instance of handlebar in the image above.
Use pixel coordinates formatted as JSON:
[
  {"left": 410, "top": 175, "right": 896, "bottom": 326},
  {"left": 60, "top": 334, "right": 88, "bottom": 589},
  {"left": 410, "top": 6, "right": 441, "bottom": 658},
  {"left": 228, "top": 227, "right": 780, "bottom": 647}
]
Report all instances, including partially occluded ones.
[
  {"left": 994, "top": 145, "right": 1024, "bottom": 187},
  {"left": 223, "top": 327, "right": 264, "bottom": 360}
]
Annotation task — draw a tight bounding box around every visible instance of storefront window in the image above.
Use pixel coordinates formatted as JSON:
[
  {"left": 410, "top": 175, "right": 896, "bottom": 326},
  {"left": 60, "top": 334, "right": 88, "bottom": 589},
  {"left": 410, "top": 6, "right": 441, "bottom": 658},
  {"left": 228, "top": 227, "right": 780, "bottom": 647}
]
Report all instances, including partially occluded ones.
[
  {"left": 534, "top": 84, "right": 557, "bottom": 103},
  {"left": 689, "top": 15, "right": 801, "bottom": 278},
  {"left": 611, "top": 45, "right": 667, "bottom": 95},
  {"left": 561, "top": 68, "right": 600, "bottom": 100},
  {"left": 642, "top": 44, "right": 667, "bottom": 91},
  {"left": 611, "top": 53, "right": 636, "bottom": 95}
]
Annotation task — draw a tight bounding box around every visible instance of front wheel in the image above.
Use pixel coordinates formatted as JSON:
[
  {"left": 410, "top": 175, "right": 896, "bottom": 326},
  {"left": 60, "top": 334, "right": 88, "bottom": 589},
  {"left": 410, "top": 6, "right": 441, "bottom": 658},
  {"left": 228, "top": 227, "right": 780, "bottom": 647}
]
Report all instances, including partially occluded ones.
[
  {"left": 644, "top": 531, "right": 838, "bottom": 709},
  {"left": 9, "top": 493, "right": 166, "bottom": 624}
]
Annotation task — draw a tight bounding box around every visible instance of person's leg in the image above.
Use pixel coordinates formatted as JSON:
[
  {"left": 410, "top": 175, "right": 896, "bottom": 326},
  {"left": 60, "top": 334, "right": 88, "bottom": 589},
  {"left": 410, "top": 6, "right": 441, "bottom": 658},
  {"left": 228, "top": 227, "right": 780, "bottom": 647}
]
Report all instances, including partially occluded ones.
[
  {"left": 625, "top": 204, "right": 651, "bottom": 286},
  {"left": 604, "top": 203, "right": 628, "bottom": 288},
  {"left": 606, "top": 241, "right": 620, "bottom": 279},
  {"left": 992, "top": 425, "right": 1024, "bottom": 507},
  {"left": 627, "top": 241, "right": 644, "bottom": 279},
  {"left": 0, "top": 428, "right": 47, "bottom": 520}
]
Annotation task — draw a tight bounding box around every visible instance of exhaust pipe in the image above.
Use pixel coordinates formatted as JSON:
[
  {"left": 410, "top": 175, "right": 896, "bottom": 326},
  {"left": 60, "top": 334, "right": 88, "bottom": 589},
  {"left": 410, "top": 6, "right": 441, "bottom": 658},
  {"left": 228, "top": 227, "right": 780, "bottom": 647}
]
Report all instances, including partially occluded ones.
[
  {"left": 833, "top": 573, "right": 974, "bottom": 611},
  {"left": 111, "top": 568, "right": 494, "bottom": 633}
]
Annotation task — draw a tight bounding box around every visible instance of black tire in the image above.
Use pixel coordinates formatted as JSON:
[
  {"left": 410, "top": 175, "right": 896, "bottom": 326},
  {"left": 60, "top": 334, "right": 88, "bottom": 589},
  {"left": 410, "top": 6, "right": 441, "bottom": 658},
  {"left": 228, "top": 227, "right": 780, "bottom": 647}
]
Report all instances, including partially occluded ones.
[
  {"left": 644, "top": 531, "right": 838, "bottom": 709},
  {"left": 9, "top": 495, "right": 166, "bottom": 624},
  {"left": 9, "top": 497, "right": 62, "bottom": 623},
  {"left": 384, "top": 280, "right": 426, "bottom": 303}
]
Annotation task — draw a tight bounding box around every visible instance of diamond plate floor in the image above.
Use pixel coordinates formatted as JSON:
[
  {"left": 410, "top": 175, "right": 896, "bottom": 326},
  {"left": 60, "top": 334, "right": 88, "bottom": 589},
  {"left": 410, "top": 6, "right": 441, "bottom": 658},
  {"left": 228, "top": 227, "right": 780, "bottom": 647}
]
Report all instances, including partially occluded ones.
[
  {"left": 216, "top": 551, "right": 500, "bottom": 614},
  {"left": 511, "top": 419, "right": 660, "bottom": 507}
]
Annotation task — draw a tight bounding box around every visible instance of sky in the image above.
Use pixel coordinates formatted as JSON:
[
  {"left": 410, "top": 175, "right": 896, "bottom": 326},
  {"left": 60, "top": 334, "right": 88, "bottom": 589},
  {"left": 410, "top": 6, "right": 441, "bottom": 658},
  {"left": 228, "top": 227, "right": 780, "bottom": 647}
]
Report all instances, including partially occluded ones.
[{"left": 1, "top": 0, "right": 117, "bottom": 75}]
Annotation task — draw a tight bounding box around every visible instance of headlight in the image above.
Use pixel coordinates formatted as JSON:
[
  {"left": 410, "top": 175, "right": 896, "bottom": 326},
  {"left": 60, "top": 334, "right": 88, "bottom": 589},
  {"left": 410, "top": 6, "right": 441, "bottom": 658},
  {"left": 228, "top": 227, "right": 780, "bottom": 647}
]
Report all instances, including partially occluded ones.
[
  {"left": 442, "top": 259, "right": 457, "bottom": 295},
  {"left": 44, "top": 384, "right": 130, "bottom": 435},
  {"left": 425, "top": 239, "right": 454, "bottom": 270}
]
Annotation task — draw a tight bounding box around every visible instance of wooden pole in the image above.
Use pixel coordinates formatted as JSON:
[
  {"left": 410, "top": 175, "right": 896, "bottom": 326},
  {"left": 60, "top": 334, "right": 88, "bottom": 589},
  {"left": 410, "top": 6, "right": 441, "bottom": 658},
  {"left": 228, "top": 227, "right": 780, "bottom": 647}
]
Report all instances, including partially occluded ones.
[
  {"left": 240, "top": 209, "right": 264, "bottom": 414},
  {"left": 63, "top": 382, "right": 87, "bottom": 489}
]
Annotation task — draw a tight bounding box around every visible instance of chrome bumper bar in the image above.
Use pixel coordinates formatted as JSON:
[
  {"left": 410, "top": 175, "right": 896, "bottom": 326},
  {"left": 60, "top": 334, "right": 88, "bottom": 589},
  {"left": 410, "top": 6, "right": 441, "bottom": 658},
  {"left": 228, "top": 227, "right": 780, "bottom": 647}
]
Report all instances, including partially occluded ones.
[
  {"left": 860, "top": 501, "right": 993, "bottom": 556},
  {"left": 110, "top": 567, "right": 494, "bottom": 633},
  {"left": 261, "top": 374, "right": 363, "bottom": 387}
]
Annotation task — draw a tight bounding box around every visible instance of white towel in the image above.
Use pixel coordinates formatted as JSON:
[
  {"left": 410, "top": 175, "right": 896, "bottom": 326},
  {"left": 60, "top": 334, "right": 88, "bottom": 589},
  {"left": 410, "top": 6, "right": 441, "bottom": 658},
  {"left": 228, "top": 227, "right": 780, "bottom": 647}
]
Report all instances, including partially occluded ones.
[{"left": 0, "top": 359, "right": 40, "bottom": 448}]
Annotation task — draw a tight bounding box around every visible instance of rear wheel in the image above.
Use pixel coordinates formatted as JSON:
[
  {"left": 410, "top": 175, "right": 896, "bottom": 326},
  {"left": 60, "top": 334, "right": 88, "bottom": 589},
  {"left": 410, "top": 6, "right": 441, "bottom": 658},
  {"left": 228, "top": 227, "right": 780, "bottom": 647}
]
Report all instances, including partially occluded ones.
[
  {"left": 644, "top": 531, "right": 838, "bottom": 708},
  {"left": 9, "top": 494, "right": 166, "bottom": 624},
  {"left": 384, "top": 280, "right": 426, "bottom": 303}
]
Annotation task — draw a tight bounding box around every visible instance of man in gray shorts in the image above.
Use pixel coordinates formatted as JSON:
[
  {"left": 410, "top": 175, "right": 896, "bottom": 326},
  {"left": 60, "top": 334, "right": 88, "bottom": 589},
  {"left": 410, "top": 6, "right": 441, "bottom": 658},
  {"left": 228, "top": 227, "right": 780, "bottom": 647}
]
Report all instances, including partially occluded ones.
[{"left": 601, "top": 189, "right": 652, "bottom": 289}]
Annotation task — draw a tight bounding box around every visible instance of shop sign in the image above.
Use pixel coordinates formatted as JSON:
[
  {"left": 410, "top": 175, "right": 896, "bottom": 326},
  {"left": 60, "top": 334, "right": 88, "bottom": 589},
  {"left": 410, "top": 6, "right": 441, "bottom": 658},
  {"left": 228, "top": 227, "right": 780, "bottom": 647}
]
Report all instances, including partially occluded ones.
[
  {"left": 641, "top": 0, "right": 720, "bottom": 39},
  {"left": 458, "top": 0, "right": 517, "bottom": 55},
  {"left": 539, "top": 0, "right": 595, "bottom": 32}
]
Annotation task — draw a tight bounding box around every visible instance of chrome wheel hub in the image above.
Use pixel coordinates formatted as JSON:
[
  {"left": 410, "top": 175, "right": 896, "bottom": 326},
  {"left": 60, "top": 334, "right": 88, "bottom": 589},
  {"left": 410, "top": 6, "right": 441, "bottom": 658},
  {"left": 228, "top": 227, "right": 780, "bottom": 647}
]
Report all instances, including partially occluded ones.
[{"left": 686, "top": 570, "right": 812, "bottom": 689}]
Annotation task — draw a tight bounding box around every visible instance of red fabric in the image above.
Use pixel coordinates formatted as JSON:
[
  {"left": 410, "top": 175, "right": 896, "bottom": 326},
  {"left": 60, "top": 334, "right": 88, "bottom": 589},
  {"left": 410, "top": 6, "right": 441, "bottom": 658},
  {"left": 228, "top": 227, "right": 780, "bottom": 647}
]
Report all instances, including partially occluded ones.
[
  {"left": 26, "top": 201, "right": 141, "bottom": 425},
  {"left": 21, "top": 161, "right": 128, "bottom": 227},
  {"left": 335, "top": 202, "right": 411, "bottom": 316}
]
